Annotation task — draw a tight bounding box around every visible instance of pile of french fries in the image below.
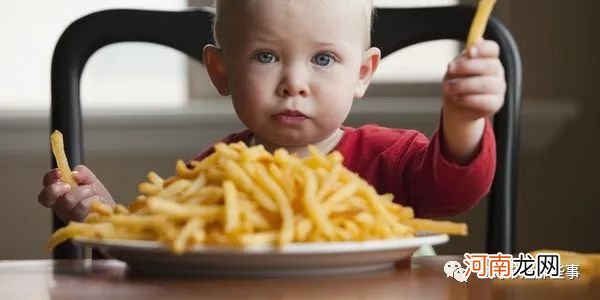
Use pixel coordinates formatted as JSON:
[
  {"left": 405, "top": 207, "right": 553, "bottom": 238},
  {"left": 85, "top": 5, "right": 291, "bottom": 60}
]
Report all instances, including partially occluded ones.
[{"left": 48, "top": 142, "right": 467, "bottom": 254}]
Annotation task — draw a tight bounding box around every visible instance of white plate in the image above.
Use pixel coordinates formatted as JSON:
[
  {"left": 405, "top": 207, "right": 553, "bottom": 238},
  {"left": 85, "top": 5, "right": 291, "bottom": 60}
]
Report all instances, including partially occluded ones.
[{"left": 73, "top": 234, "right": 448, "bottom": 277}]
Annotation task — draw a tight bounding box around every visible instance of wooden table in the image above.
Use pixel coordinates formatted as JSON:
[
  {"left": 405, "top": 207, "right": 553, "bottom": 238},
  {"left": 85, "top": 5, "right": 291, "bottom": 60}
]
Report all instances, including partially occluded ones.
[{"left": 1, "top": 256, "right": 598, "bottom": 299}]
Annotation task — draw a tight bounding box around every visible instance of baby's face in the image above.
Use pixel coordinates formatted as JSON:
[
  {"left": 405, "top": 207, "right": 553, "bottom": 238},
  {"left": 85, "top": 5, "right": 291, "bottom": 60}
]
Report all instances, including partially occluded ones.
[{"left": 207, "top": 0, "right": 379, "bottom": 148}]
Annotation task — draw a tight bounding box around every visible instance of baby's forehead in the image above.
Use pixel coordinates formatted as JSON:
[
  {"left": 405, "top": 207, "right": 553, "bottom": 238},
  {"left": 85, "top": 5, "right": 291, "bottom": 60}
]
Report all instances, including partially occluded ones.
[
  {"left": 215, "top": 0, "right": 373, "bottom": 23},
  {"left": 215, "top": 0, "right": 373, "bottom": 11},
  {"left": 214, "top": 0, "right": 373, "bottom": 44}
]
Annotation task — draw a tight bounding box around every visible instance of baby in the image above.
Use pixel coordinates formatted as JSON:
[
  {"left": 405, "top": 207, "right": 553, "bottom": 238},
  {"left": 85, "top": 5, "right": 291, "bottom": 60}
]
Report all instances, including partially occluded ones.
[{"left": 38, "top": 0, "right": 505, "bottom": 222}]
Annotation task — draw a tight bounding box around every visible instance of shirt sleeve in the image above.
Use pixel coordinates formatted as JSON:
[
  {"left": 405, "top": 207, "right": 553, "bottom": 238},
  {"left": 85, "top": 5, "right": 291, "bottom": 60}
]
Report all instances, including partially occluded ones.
[{"left": 405, "top": 118, "right": 496, "bottom": 217}]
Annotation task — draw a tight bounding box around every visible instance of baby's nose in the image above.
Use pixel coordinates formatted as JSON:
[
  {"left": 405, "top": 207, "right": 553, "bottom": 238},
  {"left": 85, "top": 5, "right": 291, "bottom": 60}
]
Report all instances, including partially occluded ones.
[{"left": 277, "top": 65, "right": 310, "bottom": 97}]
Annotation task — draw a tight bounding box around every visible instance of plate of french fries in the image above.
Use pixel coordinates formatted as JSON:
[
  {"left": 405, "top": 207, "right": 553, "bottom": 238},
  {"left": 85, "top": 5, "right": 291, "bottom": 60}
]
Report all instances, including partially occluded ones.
[{"left": 49, "top": 138, "right": 467, "bottom": 276}]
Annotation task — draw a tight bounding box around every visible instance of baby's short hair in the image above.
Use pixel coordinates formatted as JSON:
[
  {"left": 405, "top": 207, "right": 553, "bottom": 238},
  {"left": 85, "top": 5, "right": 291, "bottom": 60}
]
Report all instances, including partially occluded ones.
[{"left": 211, "top": 0, "right": 375, "bottom": 47}]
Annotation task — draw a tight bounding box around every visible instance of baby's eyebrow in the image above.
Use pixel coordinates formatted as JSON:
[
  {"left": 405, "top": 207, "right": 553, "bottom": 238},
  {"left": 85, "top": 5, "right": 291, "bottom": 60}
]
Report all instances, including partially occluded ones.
[
  {"left": 252, "top": 35, "right": 282, "bottom": 43},
  {"left": 312, "top": 41, "right": 352, "bottom": 52}
]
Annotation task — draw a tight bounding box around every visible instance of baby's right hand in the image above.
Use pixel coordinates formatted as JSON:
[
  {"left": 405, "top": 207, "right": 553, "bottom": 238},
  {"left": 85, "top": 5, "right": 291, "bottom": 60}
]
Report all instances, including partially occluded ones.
[{"left": 37, "top": 165, "right": 116, "bottom": 222}]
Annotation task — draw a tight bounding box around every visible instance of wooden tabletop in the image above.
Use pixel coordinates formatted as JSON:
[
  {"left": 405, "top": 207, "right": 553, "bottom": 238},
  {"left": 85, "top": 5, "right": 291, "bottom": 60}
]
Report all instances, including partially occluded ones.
[{"left": 0, "top": 256, "right": 598, "bottom": 299}]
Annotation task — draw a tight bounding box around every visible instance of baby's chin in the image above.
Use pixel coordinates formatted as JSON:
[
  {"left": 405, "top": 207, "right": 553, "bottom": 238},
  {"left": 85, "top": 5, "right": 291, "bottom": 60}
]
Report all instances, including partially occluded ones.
[
  {"left": 263, "top": 135, "right": 315, "bottom": 148},
  {"left": 255, "top": 130, "right": 325, "bottom": 149}
]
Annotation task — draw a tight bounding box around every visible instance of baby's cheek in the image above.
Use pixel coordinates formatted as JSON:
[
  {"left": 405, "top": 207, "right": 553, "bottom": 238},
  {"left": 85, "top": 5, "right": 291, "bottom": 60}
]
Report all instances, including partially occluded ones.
[{"left": 319, "top": 99, "right": 352, "bottom": 128}]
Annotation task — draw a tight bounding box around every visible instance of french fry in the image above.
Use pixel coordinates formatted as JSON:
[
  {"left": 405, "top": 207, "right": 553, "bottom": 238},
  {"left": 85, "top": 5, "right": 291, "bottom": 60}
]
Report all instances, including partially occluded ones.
[
  {"left": 301, "top": 167, "right": 335, "bottom": 239},
  {"left": 139, "top": 182, "right": 161, "bottom": 196},
  {"left": 322, "top": 182, "right": 358, "bottom": 211},
  {"left": 50, "top": 130, "right": 78, "bottom": 188},
  {"left": 239, "top": 231, "right": 278, "bottom": 247},
  {"left": 466, "top": 0, "right": 497, "bottom": 47},
  {"left": 47, "top": 222, "right": 111, "bottom": 250},
  {"left": 529, "top": 250, "right": 600, "bottom": 275},
  {"left": 307, "top": 145, "right": 332, "bottom": 170},
  {"left": 184, "top": 186, "right": 223, "bottom": 205},
  {"left": 146, "top": 171, "right": 164, "bottom": 186},
  {"left": 115, "top": 204, "right": 130, "bottom": 215},
  {"left": 223, "top": 180, "right": 240, "bottom": 233},
  {"left": 222, "top": 160, "right": 278, "bottom": 212},
  {"left": 239, "top": 200, "right": 270, "bottom": 231},
  {"left": 253, "top": 164, "right": 294, "bottom": 244},
  {"left": 295, "top": 218, "right": 313, "bottom": 242},
  {"left": 215, "top": 143, "right": 241, "bottom": 160},
  {"left": 96, "top": 226, "right": 155, "bottom": 241},
  {"left": 407, "top": 219, "right": 468, "bottom": 236},
  {"left": 147, "top": 198, "right": 222, "bottom": 221},
  {"left": 175, "top": 159, "right": 198, "bottom": 178},
  {"left": 105, "top": 214, "right": 164, "bottom": 231},
  {"left": 159, "top": 179, "right": 192, "bottom": 198},
  {"left": 179, "top": 174, "right": 206, "bottom": 199},
  {"left": 90, "top": 198, "right": 114, "bottom": 216},
  {"left": 173, "top": 218, "right": 203, "bottom": 254},
  {"left": 316, "top": 164, "right": 342, "bottom": 202}
]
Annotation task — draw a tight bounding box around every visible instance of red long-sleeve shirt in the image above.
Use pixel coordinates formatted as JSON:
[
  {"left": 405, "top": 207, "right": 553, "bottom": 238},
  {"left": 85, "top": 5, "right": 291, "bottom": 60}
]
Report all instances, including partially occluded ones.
[{"left": 191, "top": 120, "right": 496, "bottom": 218}]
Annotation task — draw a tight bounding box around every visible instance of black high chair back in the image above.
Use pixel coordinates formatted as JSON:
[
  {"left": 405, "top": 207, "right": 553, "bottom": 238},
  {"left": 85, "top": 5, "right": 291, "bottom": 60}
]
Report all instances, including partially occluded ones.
[{"left": 50, "top": 6, "right": 521, "bottom": 259}]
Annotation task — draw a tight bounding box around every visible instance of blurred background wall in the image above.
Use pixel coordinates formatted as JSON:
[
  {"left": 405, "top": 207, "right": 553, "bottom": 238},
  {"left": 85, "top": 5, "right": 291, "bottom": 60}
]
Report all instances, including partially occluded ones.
[{"left": 0, "top": 0, "right": 598, "bottom": 258}]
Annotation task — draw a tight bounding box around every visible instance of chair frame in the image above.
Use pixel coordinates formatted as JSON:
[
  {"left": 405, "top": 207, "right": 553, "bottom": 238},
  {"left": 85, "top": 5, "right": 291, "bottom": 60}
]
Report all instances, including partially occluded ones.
[{"left": 50, "top": 6, "right": 521, "bottom": 259}]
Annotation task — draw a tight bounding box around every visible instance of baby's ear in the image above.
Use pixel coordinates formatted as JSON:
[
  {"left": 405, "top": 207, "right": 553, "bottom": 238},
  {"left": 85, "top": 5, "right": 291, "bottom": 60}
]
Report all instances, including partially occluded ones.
[
  {"left": 354, "top": 47, "right": 381, "bottom": 99},
  {"left": 203, "top": 44, "right": 230, "bottom": 96}
]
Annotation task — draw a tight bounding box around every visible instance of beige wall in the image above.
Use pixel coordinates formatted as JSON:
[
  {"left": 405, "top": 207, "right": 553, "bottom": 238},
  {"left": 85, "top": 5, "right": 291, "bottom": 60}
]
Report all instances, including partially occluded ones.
[
  {"left": 509, "top": 0, "right": 600, "bottom": 252},
  {"left": 0, "top": 1, "right": 598, "bottom": 259}
]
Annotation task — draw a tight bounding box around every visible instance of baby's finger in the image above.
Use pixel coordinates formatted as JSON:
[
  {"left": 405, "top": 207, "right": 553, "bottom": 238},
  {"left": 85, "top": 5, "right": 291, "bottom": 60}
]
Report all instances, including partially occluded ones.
[
  {"left": 72, "top": 165, "right": 99, "bottom": 185},
  {"left": 444, "top": 76, "right": 506, "bottom": 96},
  {"left": 466, "top": 40, "right": 500, "bottom": 58},
  {"left": 42, "top": 168, "right": 62, "bottom": 187},
  {"left": 449, "top": 94, "right": 504, "bottom": 115},
  {"left": 52, "top": 185, "right": 98, "bottom": 218},
  {"left": 448, "top": 58, "right": 504, "bottom": 77},
  {"left": 37, "top": 183, "right": 71, "bottom": 207}
]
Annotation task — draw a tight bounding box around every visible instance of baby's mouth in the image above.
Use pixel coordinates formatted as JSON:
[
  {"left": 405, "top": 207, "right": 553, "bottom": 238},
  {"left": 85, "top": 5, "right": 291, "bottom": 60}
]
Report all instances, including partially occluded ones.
[{"left": 272, "top": 110, "right": 309, "bottom": 124}]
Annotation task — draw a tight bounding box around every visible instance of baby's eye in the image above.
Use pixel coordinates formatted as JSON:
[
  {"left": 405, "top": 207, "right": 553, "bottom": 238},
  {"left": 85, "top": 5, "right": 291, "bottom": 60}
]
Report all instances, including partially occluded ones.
[
  {"left": 312, "top": 53, "right": 335, "bottom": 67},
  {"left": 254, "top": 51, "right": 277, "bottom": 64}
]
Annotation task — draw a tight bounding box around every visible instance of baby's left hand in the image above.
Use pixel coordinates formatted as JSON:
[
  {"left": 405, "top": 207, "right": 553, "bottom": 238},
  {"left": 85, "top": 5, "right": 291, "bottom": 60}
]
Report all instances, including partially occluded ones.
[{"left": 442, "top": 40, "right": 506, "bottom": 121}]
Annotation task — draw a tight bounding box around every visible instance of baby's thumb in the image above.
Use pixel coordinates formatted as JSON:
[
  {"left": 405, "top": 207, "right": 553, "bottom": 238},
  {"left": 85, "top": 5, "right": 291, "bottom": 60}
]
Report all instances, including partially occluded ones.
[{"left": 72, "top": 165, "right": 99, "bottom": 185}]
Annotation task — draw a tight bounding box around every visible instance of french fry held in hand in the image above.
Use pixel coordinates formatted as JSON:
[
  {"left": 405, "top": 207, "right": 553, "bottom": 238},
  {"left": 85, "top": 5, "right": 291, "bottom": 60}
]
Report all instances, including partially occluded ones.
[
  {"left": 466, "top": 0, "right": 497, "bottom": 47},
  {"left": 48, "top": 142, "right": 467, "bottom": 255},
  {"left": 50, "top": 130, "right": 78, "bottom": 188}
]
